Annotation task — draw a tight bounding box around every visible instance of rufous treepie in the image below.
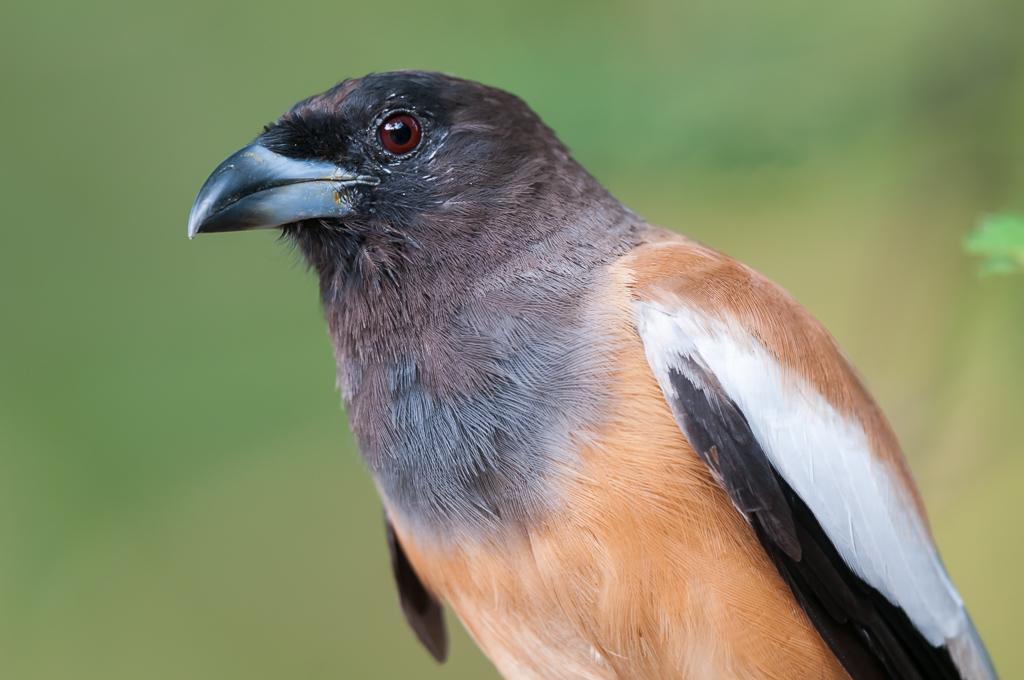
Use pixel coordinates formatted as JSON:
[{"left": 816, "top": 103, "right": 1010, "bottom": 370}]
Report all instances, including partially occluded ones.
[{"left": 188, "top": 71, "right": 996, "bottom": 680}]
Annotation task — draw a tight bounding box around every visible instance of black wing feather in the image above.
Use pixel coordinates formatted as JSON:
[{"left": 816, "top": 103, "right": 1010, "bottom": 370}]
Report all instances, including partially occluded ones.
[
  {"left": 665, "top": 364, "right": 960, "bottom": 680},
  {"left": 385, "top": 517, "right": 448, "bottom": 662}
]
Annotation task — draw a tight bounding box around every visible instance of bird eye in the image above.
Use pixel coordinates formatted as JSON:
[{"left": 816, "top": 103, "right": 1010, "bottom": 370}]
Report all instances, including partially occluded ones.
[{"left": 378, "top": 113, "right": 422, "bottom": 155}]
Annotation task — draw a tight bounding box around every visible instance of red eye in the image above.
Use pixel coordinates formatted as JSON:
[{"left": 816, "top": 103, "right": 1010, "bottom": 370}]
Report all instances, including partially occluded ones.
[{"left": 378, "top": 113, "right": 422, "bottom": 155}]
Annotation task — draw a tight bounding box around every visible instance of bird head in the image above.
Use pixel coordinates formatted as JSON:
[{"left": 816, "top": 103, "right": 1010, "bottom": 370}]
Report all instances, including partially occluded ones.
[{"left": 188, "top": 72, "right": 623, "bottom": 281}]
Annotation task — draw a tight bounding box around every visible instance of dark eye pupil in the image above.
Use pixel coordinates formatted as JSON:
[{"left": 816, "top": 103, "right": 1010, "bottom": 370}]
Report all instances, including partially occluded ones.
[{"left": 386, "top": 121, "right": 411, "bottom": 145}]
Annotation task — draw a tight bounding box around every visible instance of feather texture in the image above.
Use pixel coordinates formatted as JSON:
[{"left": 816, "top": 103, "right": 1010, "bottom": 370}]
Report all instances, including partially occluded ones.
[{"left": 629, "top": 236, "right": 995, "bottom": 679}]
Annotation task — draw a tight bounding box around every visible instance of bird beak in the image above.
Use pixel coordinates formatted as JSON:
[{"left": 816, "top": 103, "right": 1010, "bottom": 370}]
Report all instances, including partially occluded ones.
[{"left": 187, "top": 143, "right": 379, "bottom": 239}]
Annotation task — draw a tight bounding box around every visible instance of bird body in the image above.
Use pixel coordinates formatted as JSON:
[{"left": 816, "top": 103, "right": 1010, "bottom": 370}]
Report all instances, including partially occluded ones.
[
  {"left": 387, "top": 236, "right": 848, "bottom": 679},
  {"left": 189, "top": 71, "right": 996, "bottom": 679}
]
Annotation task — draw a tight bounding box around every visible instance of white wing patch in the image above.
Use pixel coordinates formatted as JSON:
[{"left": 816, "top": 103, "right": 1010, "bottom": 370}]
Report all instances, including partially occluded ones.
[{"left": 635, "top": 301, "right": 977, "bottom": 656}]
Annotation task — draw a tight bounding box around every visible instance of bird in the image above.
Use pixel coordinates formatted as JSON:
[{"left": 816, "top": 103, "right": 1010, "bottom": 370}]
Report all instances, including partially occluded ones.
[{"left": 187, "top": 71, "right": 996, "bottom": 679}]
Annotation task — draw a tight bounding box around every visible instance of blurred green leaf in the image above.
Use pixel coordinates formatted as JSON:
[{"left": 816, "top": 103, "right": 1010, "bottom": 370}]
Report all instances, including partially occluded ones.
[{"left": 965, "top": 214, "right": 1024, "bottom": 275}]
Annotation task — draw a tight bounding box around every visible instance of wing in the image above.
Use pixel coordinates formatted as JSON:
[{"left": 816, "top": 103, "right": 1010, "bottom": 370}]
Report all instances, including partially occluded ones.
[
  {"left": 626, "top": 238, "right": 995, "bottom": 680},
  {"left": 385, "top": 516, "right": 448, "bottom": 662}
]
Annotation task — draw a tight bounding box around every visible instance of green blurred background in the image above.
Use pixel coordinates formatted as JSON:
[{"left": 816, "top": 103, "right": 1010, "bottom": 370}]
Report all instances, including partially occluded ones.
[{"left": 2, "top": 0, "right": 1022, "bottom": 677}]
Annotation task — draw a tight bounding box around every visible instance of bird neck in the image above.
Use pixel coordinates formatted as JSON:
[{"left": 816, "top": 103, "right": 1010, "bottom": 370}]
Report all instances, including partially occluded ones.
[{"left": 316, "top": 209, "right": 643, "bottom": 540}]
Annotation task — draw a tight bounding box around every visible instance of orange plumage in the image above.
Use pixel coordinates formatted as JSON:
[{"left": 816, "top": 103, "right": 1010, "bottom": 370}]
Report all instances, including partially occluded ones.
[{"left": 388, "top": 234, "right": 853, "bottom": 679}]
